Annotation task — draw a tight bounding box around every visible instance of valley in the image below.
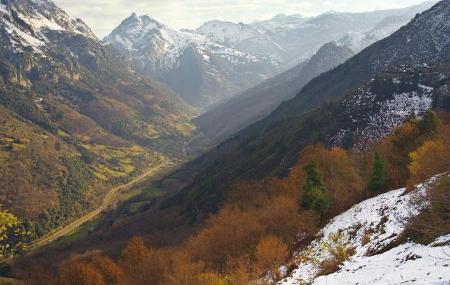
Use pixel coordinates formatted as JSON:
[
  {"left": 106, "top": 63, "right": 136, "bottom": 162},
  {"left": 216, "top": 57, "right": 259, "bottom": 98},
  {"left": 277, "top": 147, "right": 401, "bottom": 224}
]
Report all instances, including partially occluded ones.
[
  {"left": 0, "top": 0, "right": 449, "bottom": 284},
  {"left": 29, "top": 160, "right": 175, "bottom": 250}
]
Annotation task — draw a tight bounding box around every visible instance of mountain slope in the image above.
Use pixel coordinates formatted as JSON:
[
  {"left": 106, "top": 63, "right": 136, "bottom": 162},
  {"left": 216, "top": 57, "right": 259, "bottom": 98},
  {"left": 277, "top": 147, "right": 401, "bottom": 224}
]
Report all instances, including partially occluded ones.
[
  {"left": 161, "top": 64, "right": 450, "bottom": 219},
  {"left": 0, "top": 0, "right": 195, "bottom": 237},
  {"left": 104, "top": 14, "right": 281, "bottom": 109},
  {"left": 267, "top": 0, "right": 450, "bottom": 125},
  {"left": 193, "top": 1, "right": 436, "bottom": 142},
  {"left": 336, "top": 1, "right": 439, "bottom": 53},
  {"left": 261, "top": 0, "right": 450, "bottom": 135},
  {"left": 195, "top": 42, "right": 354, "bottom": 142},
  {"left": 279, "top": 175, "right": 450, "bottom": 285},
  {"left": 152, "top": 0, "right": 450, "bottom": 220},
  {"left": 0, "top": 0, "right": 195, "bottom": 150}
]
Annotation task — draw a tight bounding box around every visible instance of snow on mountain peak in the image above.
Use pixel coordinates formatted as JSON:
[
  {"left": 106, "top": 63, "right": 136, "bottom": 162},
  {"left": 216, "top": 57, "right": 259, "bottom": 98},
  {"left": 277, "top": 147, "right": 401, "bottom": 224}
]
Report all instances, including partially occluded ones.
[
  {"left": 105, "top": 13, "right": 269, "bottom": 71},
  {"left": 196, "top": 20, "right": 260, "bottom": 45},
  {"left": 0, "top": 0, "right": 96, "bottom": 54},
  {"left": 271, "top": 13, "right": 305, "bottom": 21}
]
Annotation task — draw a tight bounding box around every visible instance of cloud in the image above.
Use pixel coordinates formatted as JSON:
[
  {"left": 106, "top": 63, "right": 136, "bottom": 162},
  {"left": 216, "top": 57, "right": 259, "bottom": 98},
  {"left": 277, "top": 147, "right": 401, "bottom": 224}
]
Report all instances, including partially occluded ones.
[{"left": 53, "top": 0, "right": 430, "bottom": 38}]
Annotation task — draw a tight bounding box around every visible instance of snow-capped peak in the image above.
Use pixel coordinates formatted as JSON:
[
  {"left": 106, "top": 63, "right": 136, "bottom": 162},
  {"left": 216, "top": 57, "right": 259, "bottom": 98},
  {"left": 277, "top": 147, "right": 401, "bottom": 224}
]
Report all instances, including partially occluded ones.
[
  {"left": 125, "top": 12, "right": 162, "bottom": 28},
  {"left": 196, "top": 20, "right": 261, "bottom": 45},
  {"left": 105, "top": 13, "right": 281, "bottom": 107},
  {"left": 0, "top": 0, "right": 96, "bottom": 54},
  {"left": 270, "top": 13, "right": 305, "bottom": 21},
  {"left": 105, "top": 12, "right": 166, "bottom": 50},
  {"left": 1, "top": 0, "right": 95, "bottom": 37},
  {"left": 105, "top": 13, "right": 268, "bottom": 71}
]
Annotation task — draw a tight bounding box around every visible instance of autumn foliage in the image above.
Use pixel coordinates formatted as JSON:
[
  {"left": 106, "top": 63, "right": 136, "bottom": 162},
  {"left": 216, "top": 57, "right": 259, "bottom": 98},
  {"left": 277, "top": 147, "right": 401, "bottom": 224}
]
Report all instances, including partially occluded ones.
[
  {"left": 403, "top": 176, "right": 450, "bottom": 244},
  {"left": 24, "top": 112, "right": 450, "bottom": 285}
]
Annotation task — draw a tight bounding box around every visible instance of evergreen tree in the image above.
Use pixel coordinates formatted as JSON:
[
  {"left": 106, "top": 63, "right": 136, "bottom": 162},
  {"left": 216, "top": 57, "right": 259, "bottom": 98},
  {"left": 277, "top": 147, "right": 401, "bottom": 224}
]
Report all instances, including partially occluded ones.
[
  {"left": 301, "top": 162, "right": 331, "bottom": 217},
  {"left": 367, "top": 153, "right": 386, "bottom": 193},
  {"left": 418, "top": 110, "right": 438, "bottom": 137}
]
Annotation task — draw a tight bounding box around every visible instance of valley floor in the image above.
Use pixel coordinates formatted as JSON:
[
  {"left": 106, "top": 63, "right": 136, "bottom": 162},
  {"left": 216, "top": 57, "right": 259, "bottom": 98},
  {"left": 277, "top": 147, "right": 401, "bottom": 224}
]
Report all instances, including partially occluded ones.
[{"left": 28, "top": 161, "right": 175, "bottom": 250}]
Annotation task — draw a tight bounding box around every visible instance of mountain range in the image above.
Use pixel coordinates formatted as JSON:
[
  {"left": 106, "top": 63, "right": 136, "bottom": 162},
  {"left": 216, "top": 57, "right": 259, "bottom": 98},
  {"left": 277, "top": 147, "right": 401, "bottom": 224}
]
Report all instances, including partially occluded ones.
[
  {"left": 104, "top": 1, "right": 436, "bottom": 109},
  {"left": 104, "top": 13, "right": 281, "bottom": 109}
]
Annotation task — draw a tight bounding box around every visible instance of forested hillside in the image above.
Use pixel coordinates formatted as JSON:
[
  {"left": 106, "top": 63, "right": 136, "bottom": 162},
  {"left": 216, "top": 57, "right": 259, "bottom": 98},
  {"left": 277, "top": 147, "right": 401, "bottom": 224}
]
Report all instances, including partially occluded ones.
[
  {"left": 0, "top": 0, "right": 196, "bottom": 245},
  {"left": 149, "top": 0, "right": 450, "bottom": 223},
  {"left": 16, "top": 110, "right": 450, "bottom": 285}
]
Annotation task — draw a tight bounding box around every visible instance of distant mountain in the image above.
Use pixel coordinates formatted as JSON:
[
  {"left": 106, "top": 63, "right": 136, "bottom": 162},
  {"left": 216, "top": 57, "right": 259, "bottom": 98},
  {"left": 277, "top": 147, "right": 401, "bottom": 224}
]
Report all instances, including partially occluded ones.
[
  {"left": 105, "top": 2, "right": 435, "bottom": 109},
  {"left": 104, "top": 14, "right": 281, "bottom": 109},
  {"left": 195, "top": 42, "right": 354, "bottom": 143},
  {"left": 336, "top": 2, "right": 439, "bottom": 53},
  {"left": 152, "top": 0, "right": 450, "bottom": 221},
  {"left": 251, "top": 13, "right": 308, "bottom": 31},
  {"left": 198, "top": 1, "right": 437, "bottom": 65},
  {"left": 0, "top": 0, "right": 195, "bottom": 236},
  {"left": 196, "top": 20, "right": 261, "bottom": 46}
]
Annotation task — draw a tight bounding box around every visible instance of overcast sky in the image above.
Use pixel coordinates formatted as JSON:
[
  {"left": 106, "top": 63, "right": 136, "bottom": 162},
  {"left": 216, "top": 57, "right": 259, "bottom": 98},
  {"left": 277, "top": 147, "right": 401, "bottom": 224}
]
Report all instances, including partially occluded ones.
[{"left": 53, "top": 0, "right": 430, "bottom": 38}]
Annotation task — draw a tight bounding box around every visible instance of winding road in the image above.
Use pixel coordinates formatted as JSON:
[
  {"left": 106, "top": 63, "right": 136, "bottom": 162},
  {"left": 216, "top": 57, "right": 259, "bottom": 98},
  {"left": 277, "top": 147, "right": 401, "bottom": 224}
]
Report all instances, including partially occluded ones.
[{"left": 29, "top": 162, "right": 173, "bottom": 250}]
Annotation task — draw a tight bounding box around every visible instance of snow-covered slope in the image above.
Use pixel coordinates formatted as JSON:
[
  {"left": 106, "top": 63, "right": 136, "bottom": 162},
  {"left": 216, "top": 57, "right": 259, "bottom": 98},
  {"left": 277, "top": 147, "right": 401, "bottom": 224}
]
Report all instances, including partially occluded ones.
[
  {"left": 196, "top": 20, "right": 261, "bottom": 46},
  {"left": 279, "top": 175, "right": 450, "bottom": 285},
  {"left": 194, "top": 20, "right": 286, "bottom": 62},
  {"left": 105, "top": 13, "right": 280, "bottom": 108},
  {"left": 328, "top": 64, "right": 450, "bottom": 147},
  {"left": 251, "top": 14, "right": 308, "bottom": 32},
  {"left": 312, "top": 236, "right": 450, "bottom": 285},
  {"left": 0, "top": 0, "right": 95, "bottom": 54}
]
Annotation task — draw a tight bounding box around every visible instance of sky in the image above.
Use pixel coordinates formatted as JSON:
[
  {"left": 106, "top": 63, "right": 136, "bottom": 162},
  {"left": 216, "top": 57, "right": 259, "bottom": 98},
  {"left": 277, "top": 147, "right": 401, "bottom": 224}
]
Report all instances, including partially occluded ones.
[{"left": 53, "top": 0, "right": 431, "bottom": 38}]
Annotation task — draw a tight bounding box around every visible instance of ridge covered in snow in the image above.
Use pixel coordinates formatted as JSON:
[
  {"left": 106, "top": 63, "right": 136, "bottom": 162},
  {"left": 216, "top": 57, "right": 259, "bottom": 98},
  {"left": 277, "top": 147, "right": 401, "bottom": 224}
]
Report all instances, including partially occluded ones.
[
  {"left": 279, "top": 175, "right": 450, "bottom": 285},
  {"left": 196, "top": 20, "right": 262, "bottom": 46},
  {"left": 0, "top": 0, "right": 95, "bottom": 54},
  {"left": 105, "top": 13, "right": 267, "bottom": 72}
]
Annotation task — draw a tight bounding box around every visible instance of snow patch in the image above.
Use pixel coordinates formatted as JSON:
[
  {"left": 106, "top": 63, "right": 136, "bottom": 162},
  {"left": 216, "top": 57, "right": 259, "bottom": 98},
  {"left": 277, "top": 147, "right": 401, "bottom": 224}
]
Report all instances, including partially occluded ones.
[
  {"left": 0, "top": 4, "right": 8, "bottom": 14},
  {"left": 313, "top": 238, "right": 450, "bottom": 285}
]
